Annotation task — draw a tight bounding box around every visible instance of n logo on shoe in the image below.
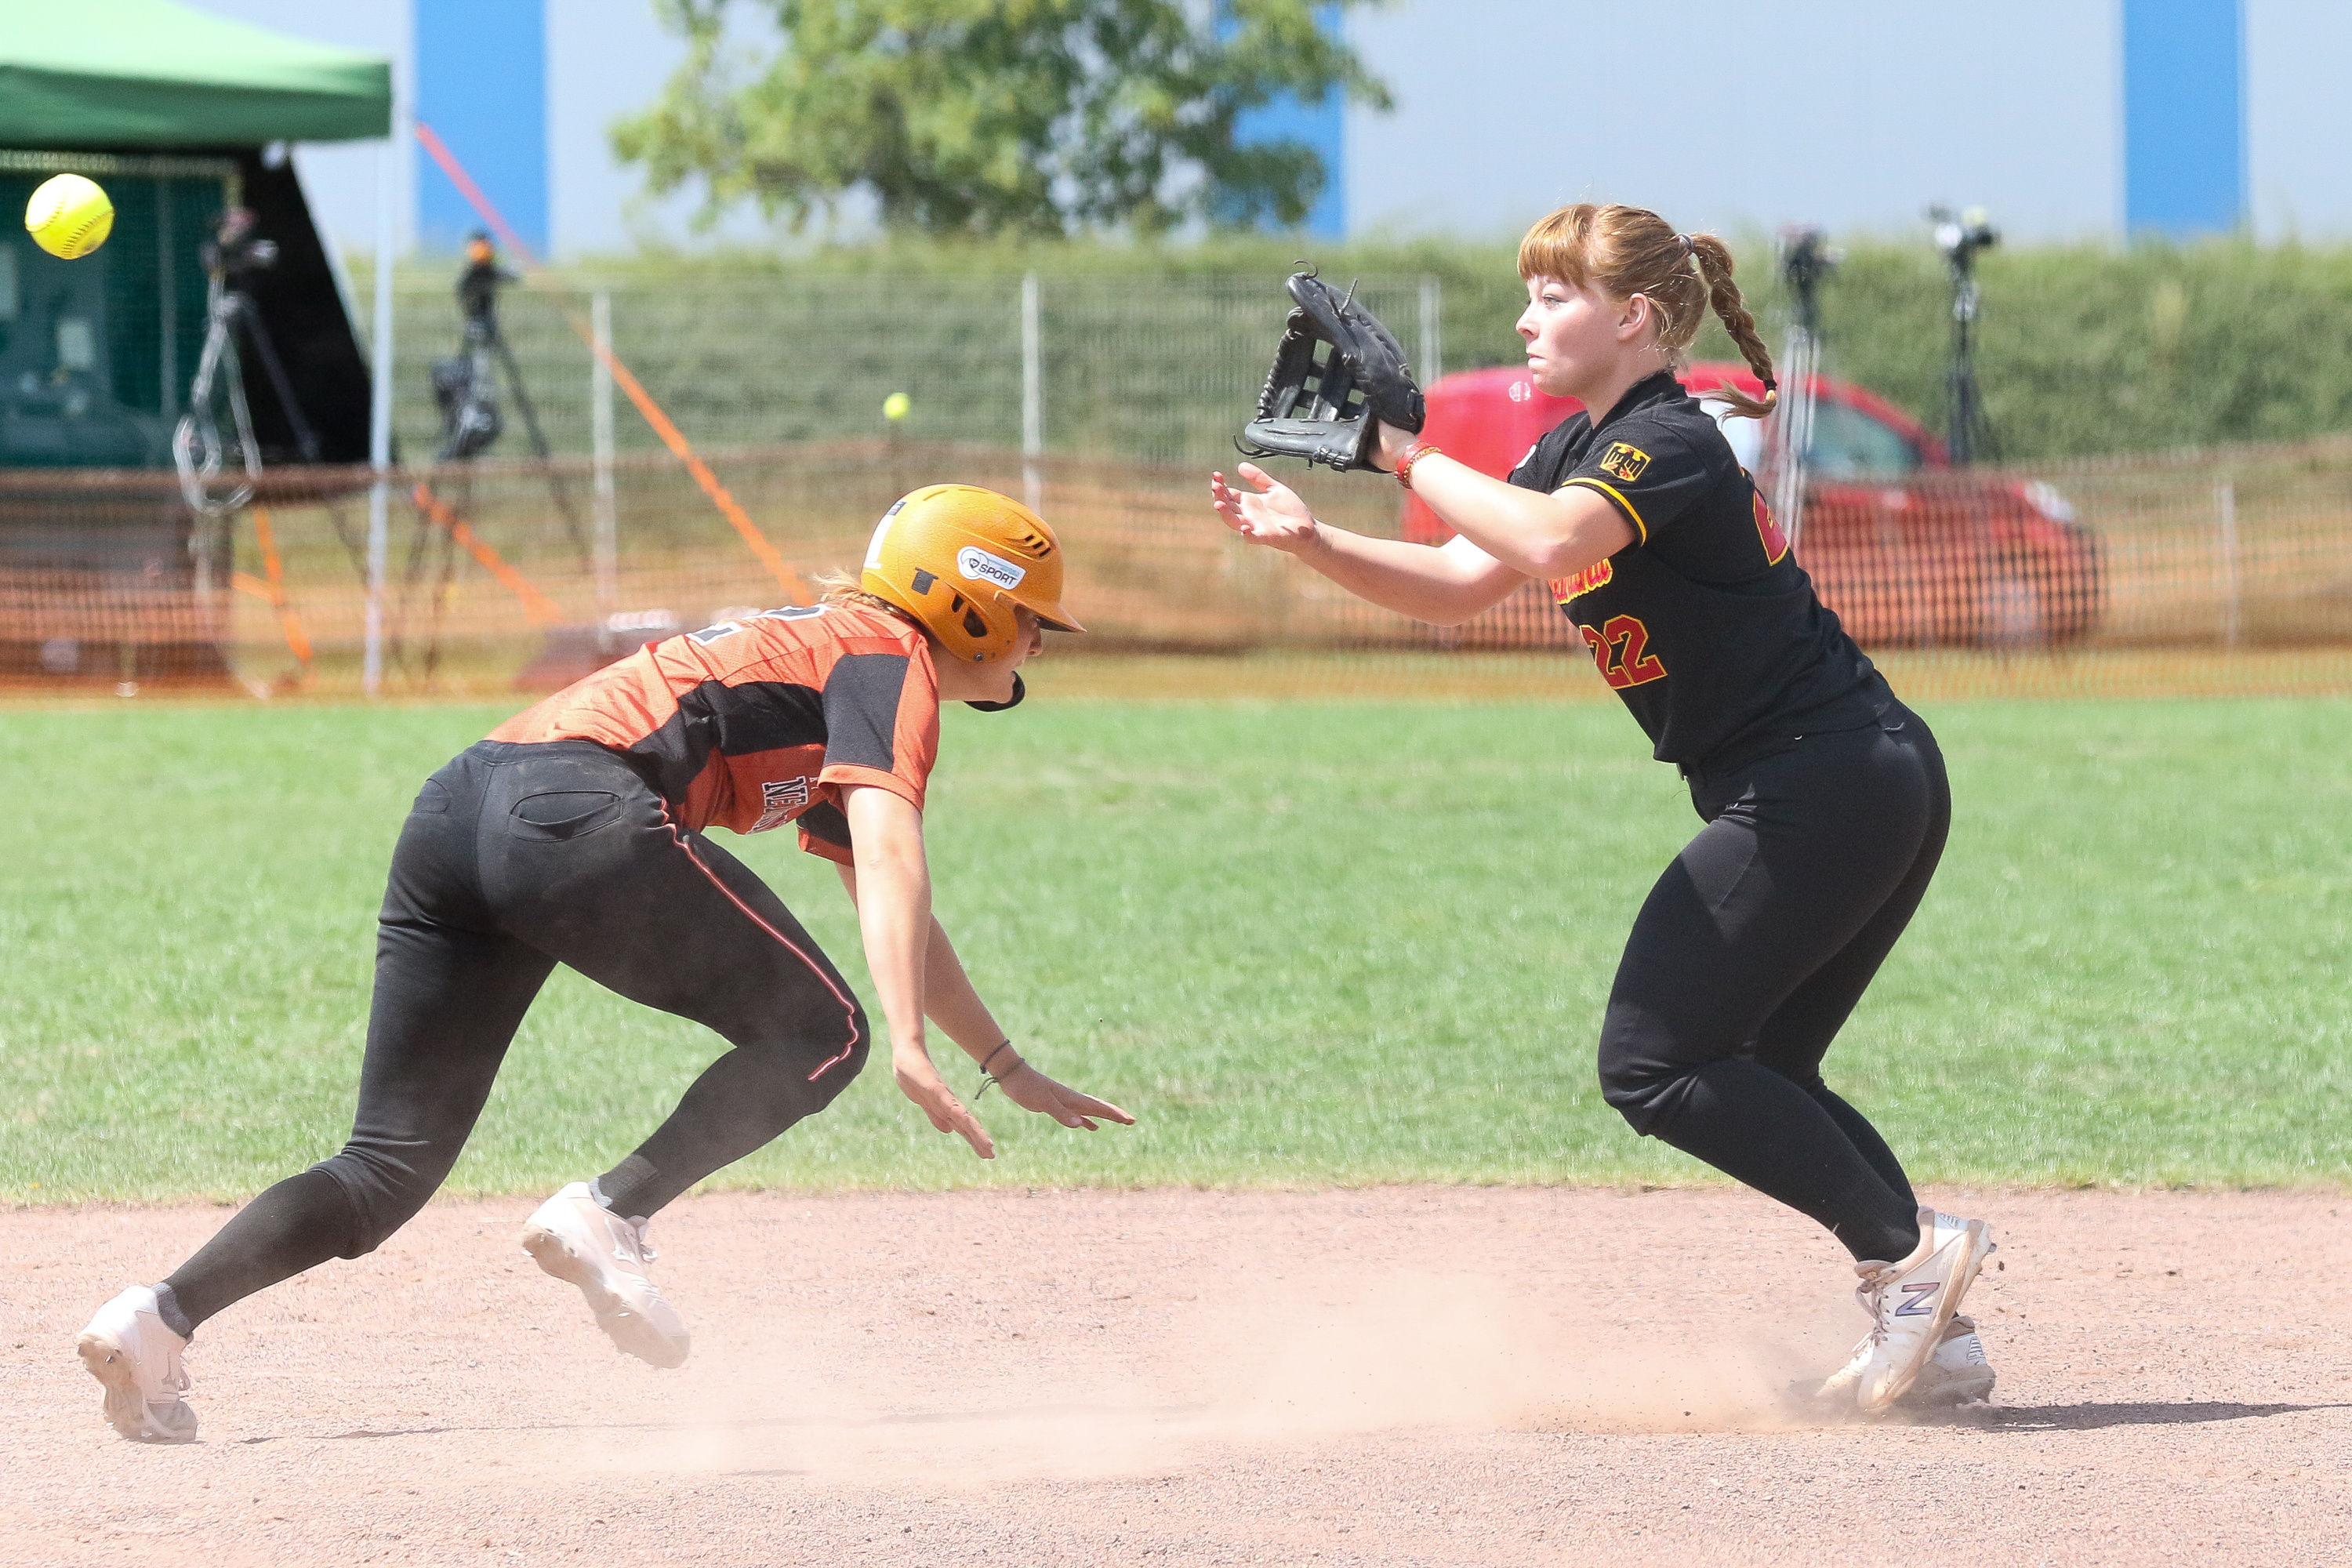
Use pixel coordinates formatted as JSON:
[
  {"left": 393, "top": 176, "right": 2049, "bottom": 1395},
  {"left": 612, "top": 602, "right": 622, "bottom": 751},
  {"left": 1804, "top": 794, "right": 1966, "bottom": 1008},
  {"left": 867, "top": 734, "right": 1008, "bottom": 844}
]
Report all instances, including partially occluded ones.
[{"left": 1894, "top": 1281, "right": 1943, "bottom": 1316}]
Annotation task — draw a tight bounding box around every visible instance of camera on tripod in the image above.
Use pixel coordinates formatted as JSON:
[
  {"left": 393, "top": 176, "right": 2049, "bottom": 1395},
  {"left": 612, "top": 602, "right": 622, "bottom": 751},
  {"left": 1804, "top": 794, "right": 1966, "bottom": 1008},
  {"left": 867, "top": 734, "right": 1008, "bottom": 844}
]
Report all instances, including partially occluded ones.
[
  {"left": 423, "top": 231, "right": 590, "bottom": 562},
  {"left": 175, "top": 205, "right": 319, "bottom": 515},
  {"left": 1779, "top": 225, "right": 1842, "bottom": 335},
  {"left": 200, "top": 208, "right": 279, "bottom": 284},
  {"left": 455, "top": 231, "right": 514, "bottom": 343},
  {"left": 1929, "top": 206, "right": 1998, "bottom": 274},
  {"left": 1764, "top": 226, "right": 1844, "bottom": 550},
  {"left": 432, "top": 231, "right": 521, "bottom": 461},
  {"left": 1926, "top": 206, "right": 1998, "bottom": 463}
]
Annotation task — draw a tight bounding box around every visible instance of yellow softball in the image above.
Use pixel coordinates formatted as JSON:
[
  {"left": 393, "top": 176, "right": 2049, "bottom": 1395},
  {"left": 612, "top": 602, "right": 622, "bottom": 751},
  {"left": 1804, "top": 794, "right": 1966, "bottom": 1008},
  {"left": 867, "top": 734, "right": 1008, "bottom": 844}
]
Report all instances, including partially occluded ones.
[
  {"left": 882, "top": 391, "right": 911, "bottom": 422},
  {"left": 26, "top": 173, "right": 114, "bottom": 260}
]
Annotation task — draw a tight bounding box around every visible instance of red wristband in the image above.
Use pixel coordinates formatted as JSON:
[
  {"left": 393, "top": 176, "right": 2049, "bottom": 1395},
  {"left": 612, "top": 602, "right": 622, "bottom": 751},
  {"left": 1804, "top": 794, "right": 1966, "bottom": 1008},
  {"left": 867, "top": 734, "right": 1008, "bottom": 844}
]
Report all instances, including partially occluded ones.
[{"left": 1394, "top": 441, "right": 1441, "bottom": 490}]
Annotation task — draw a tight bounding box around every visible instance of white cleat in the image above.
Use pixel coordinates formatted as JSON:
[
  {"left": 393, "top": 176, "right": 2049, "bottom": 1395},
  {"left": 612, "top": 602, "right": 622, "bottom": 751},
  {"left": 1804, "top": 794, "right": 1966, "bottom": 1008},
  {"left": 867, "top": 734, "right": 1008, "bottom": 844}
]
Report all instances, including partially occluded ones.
[
  {"left": 1816, "top": 1207, "right": 1997, "bottom": 1416},
  {"left": 521, "top": 1181, "right": 690, "bottom": 1370},
  {"left": 1896, "top": 1314, "right": 1998, "bottom": 1407},
  {"left": 77, "top": 1286, "right": 199, "bottom": 1443}
]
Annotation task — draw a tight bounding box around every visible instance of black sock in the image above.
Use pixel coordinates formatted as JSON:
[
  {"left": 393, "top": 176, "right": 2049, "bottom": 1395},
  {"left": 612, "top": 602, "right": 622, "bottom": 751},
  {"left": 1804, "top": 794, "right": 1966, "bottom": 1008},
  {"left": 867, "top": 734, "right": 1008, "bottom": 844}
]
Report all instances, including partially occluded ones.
[
  {"left": 151, "top": 1282, "right": 194, "bottom": 1341},
  {"left": 597, "top": 1046, "right": 824, "bottom": 1218},
  {"left": 593, "top": 1153, "right": 662, "bottom": 1222},
  {"left": 163, "top": 1167, "right": 361, "bottom": 1331},
  {"left": 1646, "top": 1058, "right": 1922, "bottom": 1263}
]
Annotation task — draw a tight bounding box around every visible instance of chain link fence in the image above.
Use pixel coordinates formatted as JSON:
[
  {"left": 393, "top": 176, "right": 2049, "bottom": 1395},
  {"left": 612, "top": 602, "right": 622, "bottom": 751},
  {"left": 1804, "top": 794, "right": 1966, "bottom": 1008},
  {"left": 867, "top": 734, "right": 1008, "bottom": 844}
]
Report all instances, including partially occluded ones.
[
  {"left": 2, "top": 260, "right": 2348, "bottom": 700},
  {"left": 0, "top": 426, "right": 2311, "bottom": 699},
  {"left": 379, "top": 270, "right": 1443, "bottom": 470}
]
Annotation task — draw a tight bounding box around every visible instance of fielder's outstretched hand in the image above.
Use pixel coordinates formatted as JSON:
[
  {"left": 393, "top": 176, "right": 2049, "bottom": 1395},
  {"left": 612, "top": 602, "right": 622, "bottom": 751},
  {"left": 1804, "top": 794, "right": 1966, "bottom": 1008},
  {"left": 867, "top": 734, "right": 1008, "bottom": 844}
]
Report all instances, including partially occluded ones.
[
  {"left": 993, "top": 1061, "right": 1134, "bottom": 1132},
  {"left": 1210, "top": 463, "right": 1319, "bottom": 554},
  {"left": 895, "top": 1044, "right": 996, "bottom": 1160}
]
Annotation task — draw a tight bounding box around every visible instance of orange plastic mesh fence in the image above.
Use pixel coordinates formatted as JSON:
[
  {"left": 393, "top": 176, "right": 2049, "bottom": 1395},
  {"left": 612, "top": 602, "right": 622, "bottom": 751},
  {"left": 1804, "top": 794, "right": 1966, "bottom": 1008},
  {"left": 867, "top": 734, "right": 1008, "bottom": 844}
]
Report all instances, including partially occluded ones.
[{"left": 1, "top": 434, "right": 2346, "bottom": 700}]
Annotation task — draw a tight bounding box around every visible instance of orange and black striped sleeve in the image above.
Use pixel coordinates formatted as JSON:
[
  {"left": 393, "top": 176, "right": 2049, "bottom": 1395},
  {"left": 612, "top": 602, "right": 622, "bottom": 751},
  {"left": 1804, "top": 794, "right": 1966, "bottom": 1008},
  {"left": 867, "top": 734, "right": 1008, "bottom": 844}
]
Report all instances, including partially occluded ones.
[{"left": 797, "top": 643, "right": 942, "bottom": 863}]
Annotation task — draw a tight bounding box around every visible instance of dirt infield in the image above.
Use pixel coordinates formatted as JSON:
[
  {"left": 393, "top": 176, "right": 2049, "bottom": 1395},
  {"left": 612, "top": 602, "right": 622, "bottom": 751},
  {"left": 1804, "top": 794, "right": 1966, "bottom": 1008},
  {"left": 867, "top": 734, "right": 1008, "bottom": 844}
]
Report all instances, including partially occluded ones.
[{"left": 6, "top": 1185, "right": 2349, "bottom": 1566}]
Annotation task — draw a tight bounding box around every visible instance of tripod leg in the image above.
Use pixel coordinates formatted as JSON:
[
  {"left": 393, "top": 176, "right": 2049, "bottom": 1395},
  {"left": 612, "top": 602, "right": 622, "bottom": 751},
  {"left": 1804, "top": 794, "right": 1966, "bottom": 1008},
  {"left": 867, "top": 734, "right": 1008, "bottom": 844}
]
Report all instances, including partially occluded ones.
[
  {"left": 230, "top": 296, "right": 323, "bottom": 463},
  {"left": 493, "top": 333, "right": 555, "bottom": 463},
  {"left": 186, "top": 296, "right": 229, "bottom": 412},
  {"left": 424, "top": 499, "right": 459, "bottom": 687},
  {"left": 387, "top": 489, "right": 447, "bottom": 679},
  {"left": 324, "top": 497, "right": 372, "bottom": 585},
  {"left": 175, "top": 296, "right": 240, "bottom": 512},
  {"left": 492, "top": 332, "right": 593, "bottom": 571}
]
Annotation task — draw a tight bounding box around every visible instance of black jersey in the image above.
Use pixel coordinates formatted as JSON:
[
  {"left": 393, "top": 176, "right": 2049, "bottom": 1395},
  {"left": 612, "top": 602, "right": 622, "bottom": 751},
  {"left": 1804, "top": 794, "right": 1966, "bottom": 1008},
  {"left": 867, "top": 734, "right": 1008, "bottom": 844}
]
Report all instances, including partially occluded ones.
[{"left": 1508, "top": 370, "right": 1889, "bottom": 768}]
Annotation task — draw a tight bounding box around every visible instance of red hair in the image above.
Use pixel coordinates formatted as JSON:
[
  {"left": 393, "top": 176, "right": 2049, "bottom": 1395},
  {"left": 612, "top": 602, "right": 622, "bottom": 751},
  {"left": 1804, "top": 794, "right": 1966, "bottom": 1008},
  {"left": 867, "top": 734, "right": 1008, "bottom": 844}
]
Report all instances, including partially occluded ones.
[{"left": 1518, "top": 203, "right": 1778, "bottom": 419}]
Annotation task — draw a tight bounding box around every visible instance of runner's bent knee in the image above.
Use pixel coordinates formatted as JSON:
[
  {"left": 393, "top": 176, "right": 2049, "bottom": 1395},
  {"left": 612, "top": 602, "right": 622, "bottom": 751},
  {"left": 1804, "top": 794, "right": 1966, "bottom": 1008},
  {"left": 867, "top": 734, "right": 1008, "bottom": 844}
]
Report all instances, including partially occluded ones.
[{"left": 307, "top": 1142, "right": 454, "bottom": 1257}]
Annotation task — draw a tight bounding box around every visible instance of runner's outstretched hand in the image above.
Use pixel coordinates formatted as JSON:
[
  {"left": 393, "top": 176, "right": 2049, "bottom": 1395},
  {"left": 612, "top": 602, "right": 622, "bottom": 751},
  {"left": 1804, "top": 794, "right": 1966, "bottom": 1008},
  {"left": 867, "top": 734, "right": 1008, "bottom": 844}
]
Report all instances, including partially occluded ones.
[
  {"left": 993, "top": 1062, "right": 1134, "bottom": 1131},
  {"left": 893, "top": 1044, "right": 995, "bottom": 1159}
]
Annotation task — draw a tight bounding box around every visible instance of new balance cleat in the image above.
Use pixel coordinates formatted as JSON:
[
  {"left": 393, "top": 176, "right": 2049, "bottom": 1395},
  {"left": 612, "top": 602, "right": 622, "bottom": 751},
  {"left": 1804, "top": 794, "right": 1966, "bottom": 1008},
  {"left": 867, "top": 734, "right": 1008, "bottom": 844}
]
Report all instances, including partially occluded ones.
[
  {"left": 1816, "top": 1207, "right": 1997, "bottom": 1416},
  {"left": 77, "top": 1286, "right": 199, "bottom": 1443},
  {"left": 1896, "top": 1314, "right": 1997, "bottom": 1407},
  {"left": 521, "top": 1181, "right": 690, "bottom": 1369}
]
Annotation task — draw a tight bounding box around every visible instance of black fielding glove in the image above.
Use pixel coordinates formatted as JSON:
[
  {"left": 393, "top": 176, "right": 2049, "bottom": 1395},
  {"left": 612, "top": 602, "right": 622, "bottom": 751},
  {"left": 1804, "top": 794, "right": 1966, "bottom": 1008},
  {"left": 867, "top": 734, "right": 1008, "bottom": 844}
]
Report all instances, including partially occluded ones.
[{"left": 1236, "top": 270, "right": 1426, "bottom": 472}]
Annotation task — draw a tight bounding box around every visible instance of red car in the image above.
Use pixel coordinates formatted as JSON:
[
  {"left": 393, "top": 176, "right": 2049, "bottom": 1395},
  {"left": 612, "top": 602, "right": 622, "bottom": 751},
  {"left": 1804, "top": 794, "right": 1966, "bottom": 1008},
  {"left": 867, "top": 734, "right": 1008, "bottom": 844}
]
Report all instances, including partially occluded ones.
[{"left": 1400, "top": 364, "right": 2102, "bottom": 647}]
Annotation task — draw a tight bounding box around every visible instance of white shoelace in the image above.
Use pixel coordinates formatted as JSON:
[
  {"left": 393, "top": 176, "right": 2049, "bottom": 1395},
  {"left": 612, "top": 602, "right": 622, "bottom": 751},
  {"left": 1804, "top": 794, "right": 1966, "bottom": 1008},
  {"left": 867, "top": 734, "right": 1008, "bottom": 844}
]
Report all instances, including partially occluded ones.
[
  {"left": 1854, "top": 1269, "right": 1893, "bottom": 1344},
  {"left": 157, "top": 1337, "right": 190, "bottom": 1395},
  {"left": 606, "top": 1209, "right": 656, "bottom": 1267}
]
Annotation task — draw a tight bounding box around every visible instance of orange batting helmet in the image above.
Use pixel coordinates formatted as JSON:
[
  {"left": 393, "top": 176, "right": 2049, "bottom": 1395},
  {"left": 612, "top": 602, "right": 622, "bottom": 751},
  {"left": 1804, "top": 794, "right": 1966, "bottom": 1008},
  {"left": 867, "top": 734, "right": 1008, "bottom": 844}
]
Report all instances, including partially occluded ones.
[{"left": 861, "top": 485, "right": 1083, "bottom": 664}]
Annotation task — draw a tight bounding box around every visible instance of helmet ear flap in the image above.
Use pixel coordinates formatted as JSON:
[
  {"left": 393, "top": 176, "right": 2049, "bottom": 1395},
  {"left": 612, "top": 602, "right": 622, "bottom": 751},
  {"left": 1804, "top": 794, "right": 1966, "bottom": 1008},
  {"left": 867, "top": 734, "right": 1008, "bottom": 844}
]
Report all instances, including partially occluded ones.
[{"left": 938, "top": 589, "right": 1000, "bottom": 651}]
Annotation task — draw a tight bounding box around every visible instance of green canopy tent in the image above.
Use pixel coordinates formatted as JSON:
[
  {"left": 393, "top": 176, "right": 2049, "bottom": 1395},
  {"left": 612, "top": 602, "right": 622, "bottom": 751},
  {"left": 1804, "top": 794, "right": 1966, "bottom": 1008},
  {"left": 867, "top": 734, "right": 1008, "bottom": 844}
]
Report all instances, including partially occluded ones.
[
  {"left": 0, "top": 0, "right": 389, "bottom": 147},
  {"left": 0, "top": 0, "right": 391, "bottom": 683}
]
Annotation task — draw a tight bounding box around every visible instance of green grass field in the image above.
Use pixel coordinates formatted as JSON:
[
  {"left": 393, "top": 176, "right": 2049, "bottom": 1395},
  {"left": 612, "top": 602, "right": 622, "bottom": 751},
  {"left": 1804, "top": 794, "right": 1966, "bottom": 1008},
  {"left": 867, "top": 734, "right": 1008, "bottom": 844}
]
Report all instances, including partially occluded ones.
[{"left": 2, "top": 690, "right": 2347, "bottom": 1203}]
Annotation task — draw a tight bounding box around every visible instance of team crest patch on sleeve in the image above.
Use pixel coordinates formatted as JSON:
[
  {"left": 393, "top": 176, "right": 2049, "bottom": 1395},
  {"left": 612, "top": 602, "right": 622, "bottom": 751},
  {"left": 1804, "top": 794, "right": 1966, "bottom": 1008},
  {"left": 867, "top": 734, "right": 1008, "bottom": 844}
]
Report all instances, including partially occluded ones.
[
  {"left": 1597, "top": 442, "right": 1651, "bottom": 483},
  {"left": 751, "top": 775, "right": 814, "bottom": 832}
]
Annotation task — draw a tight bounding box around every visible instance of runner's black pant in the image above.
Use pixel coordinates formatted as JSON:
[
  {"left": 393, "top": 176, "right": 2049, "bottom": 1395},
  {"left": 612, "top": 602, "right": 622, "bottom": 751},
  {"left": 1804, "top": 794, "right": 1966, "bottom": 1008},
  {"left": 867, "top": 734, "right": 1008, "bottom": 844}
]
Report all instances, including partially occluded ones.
[
  {"left": 163, "top": 740, "right": 869, "bottom": 1331},
  {"left": 1599, "top": 706, "right": 1949, "bottom": 1264}
]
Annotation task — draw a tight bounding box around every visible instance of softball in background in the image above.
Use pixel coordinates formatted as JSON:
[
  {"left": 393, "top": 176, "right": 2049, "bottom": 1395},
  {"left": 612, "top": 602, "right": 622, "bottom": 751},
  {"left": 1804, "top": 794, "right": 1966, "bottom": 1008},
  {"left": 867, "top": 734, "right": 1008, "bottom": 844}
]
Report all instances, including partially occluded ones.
[
  {"left": 883, "top": 391, "right": 911, "bottom": 423},
  {"left": 26, "top": 174, "right": 114, "bottom": 260}
]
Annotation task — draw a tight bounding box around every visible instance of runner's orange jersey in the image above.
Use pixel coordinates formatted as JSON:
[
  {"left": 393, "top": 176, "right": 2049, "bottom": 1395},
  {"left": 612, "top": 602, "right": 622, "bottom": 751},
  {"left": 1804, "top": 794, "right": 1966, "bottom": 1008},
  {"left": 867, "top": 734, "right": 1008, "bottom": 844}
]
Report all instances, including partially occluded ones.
[{"left": 490, "top": 602, "right": 938, "bottom": 862}]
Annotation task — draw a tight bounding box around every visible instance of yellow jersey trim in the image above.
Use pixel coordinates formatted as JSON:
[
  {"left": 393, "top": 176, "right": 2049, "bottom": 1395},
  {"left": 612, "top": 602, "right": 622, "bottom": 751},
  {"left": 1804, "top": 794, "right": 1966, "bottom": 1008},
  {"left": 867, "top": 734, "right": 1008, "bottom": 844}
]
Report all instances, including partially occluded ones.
[{"left": 1563, "top": 476, "right": 1648, "bottom": 544}]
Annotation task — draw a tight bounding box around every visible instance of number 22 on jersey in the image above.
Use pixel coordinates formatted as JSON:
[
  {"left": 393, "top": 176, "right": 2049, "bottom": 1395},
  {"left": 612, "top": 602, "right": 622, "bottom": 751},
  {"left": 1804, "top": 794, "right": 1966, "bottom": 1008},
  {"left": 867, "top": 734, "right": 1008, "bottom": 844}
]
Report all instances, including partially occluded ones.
[{"left": 1581, "top": 614, "right": 1668, "bottom": 689}]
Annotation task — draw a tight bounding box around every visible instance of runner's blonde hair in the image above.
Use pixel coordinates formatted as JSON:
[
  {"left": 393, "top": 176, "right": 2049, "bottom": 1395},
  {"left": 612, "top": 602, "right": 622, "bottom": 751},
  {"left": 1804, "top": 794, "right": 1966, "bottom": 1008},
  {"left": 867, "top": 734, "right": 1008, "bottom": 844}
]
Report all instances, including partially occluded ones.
[{"left": 815, "top": 571, "right": 918, "bottom": 622}]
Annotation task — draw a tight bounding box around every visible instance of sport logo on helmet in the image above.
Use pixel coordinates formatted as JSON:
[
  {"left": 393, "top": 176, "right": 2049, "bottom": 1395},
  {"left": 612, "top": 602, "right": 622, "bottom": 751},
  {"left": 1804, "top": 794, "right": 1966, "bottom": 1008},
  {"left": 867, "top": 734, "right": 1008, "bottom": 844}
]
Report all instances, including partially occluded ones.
[{"left": 956, "top": 545, "right": 1026, "bottom": 590}]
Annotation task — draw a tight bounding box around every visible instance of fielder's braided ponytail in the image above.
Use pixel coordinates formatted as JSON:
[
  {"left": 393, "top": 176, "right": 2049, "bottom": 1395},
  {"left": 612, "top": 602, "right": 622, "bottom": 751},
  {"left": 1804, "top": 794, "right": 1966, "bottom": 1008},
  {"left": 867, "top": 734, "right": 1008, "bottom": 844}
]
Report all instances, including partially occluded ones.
[{"left": 1688, "top": 234, "right": 1777, "bottom": 419}]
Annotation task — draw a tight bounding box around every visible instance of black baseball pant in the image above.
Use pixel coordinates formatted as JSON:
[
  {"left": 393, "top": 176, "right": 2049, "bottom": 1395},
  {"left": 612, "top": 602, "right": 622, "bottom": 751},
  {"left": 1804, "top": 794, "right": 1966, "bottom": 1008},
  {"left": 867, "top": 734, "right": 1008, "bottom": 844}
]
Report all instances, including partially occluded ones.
[
  {"left": 162, "top": 739, "right": 870, "bottom": 1332},
  {"left": 1599, "top": 706, "right": 1950, "bottom": 1264}
]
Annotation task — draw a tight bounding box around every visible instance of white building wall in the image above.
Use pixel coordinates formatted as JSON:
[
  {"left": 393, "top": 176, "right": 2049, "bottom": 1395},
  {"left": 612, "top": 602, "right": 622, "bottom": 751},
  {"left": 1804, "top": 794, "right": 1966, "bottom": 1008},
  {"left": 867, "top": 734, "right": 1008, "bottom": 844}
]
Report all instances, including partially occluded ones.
[
  {"left": 186, "top": 0, "right": 763, "bottom": 259},
  {"left": 1342, "top": 0, "right": 2121, "bottom": 244},
  {"left": 2245, "top": 0, "right": 2352, "bottom": 240}
]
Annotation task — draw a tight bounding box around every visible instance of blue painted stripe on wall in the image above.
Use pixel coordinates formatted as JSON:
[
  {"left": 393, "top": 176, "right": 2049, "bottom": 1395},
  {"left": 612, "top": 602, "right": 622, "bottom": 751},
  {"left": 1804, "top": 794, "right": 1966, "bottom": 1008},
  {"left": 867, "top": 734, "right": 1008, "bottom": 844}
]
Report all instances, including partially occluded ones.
[
  {"left": 1227, "top": 3, "right": 1346, "bottom": 239},
  {"left": 416, "top": 0, "right": 549, "bottom": 255},
  {"left": 2123, "top": 0, "right": 2244, "bottom": 238}
]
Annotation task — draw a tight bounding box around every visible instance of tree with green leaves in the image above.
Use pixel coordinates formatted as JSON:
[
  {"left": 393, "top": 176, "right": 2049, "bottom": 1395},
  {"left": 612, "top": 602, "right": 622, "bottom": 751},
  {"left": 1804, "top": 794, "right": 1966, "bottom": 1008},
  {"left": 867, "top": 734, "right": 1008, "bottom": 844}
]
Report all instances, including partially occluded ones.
[{"left": 613, "top": 1, "right": 1392, "bottom": 238}]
